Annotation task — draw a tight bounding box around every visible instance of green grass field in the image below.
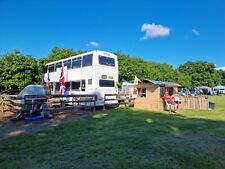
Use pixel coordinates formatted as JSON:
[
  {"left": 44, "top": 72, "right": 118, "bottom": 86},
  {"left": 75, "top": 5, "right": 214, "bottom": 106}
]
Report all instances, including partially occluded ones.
[{"left": 0, "top": 96, "right": 225, "bottom": 169}]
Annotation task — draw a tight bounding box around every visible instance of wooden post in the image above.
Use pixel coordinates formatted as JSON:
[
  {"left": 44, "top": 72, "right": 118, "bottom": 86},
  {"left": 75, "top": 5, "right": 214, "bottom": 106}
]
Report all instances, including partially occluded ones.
[
  {"left": 1, "top": 96, "right": 4, "bottom": 114},
  {"left": 93, "top": 95, "right": 96, "bottom": 112},
  {"left": 73, "top": 96, "right": 75, "bottom": 107},
  {"left": 103, "top": 94, "right": 106, "bottom": 110},
  {"left": 124, "top": 98, "right": 127, "bottom": 108}
]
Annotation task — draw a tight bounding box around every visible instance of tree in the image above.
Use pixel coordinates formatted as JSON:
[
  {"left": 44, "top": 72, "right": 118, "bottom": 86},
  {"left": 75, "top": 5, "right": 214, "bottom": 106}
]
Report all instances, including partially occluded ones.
[
  {"left": 37, "top": 47, "right": 84, "bottom": 82},
  {"left": 217, "top": 69, "right": 225, "bottom": 85},
  {"left": 116, "top": 52, "right": 190, "bottom": 87},
  {"left": 0, "top": 50, "right": 39, "bottom": 94},
  {"left": 178, "top": 61, "right": 222, "bottom": 88}
]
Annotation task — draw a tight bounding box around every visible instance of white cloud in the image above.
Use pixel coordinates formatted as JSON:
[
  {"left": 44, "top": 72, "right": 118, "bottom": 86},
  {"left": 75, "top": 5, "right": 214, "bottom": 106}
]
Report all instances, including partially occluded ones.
[
  {"left": 87, "top": 41, "right": 99, "bottom": 47},
  {"left": 140, "top": 23, "right": 170, "bottom": 40},
  {"left": 192, "top": 29, "right": 200, "bottom": 36},
  {"left": 215, "top": 67, "right": 225, "bottom": 71}
]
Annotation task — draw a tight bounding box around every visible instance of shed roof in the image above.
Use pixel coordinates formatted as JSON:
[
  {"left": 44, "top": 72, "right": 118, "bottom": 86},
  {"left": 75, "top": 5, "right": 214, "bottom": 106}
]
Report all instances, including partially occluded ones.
[{"left": 140, "top": 79, "right": 180, "bottom": 87}]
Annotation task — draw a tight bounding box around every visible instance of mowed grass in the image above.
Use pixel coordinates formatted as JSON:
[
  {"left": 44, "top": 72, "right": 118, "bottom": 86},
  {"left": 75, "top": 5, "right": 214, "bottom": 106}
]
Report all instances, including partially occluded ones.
[{"left": 0, "top": 96, "right": 225, "bottom": 169}]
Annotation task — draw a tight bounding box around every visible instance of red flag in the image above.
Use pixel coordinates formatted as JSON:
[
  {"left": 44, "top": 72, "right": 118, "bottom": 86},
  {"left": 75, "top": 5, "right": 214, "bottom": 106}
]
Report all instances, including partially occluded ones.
[{"left": 59, "top": 65, "right": 66, "bottom": 95}]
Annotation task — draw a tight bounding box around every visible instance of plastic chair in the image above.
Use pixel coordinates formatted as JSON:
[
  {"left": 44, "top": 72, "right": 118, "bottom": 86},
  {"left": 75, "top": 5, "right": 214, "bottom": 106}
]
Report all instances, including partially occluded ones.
[{"left": 164, "top": 100, "right": 172, "bottom": 112}]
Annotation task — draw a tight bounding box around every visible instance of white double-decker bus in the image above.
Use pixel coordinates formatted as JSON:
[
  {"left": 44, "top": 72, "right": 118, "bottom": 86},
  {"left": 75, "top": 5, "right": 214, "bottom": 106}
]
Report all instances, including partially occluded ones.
[{"left": 43, "top": 50, "right": 118, "bottom": 106}]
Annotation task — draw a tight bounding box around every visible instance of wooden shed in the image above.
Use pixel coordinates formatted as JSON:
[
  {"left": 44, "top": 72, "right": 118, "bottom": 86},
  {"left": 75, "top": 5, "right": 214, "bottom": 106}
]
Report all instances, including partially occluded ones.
[{"left": 134, "top": 80, "right": 180, "bottom": 111}]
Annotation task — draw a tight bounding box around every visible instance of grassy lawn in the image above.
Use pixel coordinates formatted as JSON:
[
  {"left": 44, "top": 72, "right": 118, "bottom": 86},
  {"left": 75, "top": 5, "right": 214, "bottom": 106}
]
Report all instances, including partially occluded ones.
[{"left": 0, "top": 96, "right": 225, "bottom": 169}]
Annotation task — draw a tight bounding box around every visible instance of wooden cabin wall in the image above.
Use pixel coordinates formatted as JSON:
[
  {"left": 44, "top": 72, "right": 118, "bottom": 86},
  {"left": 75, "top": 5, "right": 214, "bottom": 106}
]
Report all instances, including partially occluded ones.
[
  {"left": 134, "top": 83, "right": 164, "bottom": 111},
  {"left": 134, "top": 82, "right": 208, "bottom": 111}
]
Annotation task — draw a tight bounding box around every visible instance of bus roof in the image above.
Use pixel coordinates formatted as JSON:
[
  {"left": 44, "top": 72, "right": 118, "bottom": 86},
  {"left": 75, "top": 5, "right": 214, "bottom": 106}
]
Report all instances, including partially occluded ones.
[{"left": 45, "top": 50, "right": 117, "bottom": 66}]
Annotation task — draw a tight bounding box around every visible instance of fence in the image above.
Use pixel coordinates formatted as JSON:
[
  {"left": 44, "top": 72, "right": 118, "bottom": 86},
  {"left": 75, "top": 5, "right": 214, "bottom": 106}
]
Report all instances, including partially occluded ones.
[
  {"left": 0, "top": 94, "right": 98, "bottom": 116},
  {"left": 0, "top": 95, "right": 22, "bottom": 114},
  {"left": 178, "top": 96, "right": 209, "bottom": 110},
  {"left": 1, "top": 93, "right": 137, "bottom": 120},
  {"left": 104, "top": 94, "right": 135, "bottom": 109},
  {"left": 46, "top": 94, "right": 97, "bottom": 111}
]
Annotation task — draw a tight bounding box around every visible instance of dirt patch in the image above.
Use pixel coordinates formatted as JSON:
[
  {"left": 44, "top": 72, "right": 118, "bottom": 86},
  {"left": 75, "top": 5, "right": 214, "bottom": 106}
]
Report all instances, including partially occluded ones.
[
  {"left": 0, "top": 110, "right": 14, "bottom": 120},
  {"left": 0, "top": 109, "right": 95, "bottom": 140}
]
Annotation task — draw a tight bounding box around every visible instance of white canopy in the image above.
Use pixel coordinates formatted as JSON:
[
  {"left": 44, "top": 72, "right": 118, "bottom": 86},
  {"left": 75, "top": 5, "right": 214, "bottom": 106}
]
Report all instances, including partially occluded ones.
[
  {"left": 18, "top": 85, "right": 45, "bottom": 98},
  {"left": 213, "top": 85, "right": 225, "bottom": 90},
  {"left": 195, "top": 86, "right": 212, "bottom": 91}
]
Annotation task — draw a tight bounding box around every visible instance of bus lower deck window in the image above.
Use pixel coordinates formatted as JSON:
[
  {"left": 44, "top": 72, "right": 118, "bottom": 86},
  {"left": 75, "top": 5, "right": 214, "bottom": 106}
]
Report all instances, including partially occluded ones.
[
  {"left": 55, "top": 82, "right": 60, "bottom": 91},
  {"left": 71, "top": 81, "right": 80, "bottom": 90},
  {"left": 99, "top": 80, "right": 114, "bottom": 87},
  {"left": 65, "top": 82, "right": 70, "bottom": 88}
]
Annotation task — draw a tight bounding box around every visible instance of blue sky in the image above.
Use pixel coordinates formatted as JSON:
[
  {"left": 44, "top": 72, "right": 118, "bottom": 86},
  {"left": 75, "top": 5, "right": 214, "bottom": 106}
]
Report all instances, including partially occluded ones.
[{"left": 0, "top": 0, "right": 225, "bottom": 68}]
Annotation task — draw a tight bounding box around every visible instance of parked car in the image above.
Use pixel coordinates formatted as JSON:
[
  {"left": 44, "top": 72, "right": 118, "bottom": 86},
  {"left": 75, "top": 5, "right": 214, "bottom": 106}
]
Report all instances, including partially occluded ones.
[
  {"left": 218, "top": 89, "right": 225, "bottom": 94},
  {"left": 178, "top": 88, "right": 190, "bottom": 96},
  {"left": 212, "top": 85, "right": 225, "bottom": 95},
  {"left": 189, "top": 89, "right": 196, "bottom": 96}
]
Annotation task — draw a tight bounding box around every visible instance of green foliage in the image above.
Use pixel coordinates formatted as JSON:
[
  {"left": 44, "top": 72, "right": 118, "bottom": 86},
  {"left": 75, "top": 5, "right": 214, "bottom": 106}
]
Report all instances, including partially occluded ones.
[
  {"left": 0, "top": 50, "right": 39, "bottom": 94},
  {"left": 217, "top": 69, "right": 225, "bottom": 85},
  {"left": 178, "top": 61, "right": 222, "bottom": 88},
  {"left": 117, "top": 52, "right": 191, "bottom": 88}
]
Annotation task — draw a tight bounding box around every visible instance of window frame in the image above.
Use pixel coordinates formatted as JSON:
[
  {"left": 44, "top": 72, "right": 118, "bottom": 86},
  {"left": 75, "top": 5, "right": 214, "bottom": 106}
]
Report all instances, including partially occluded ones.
[
  {"left": 99, "top": 80, "right": 115, "bottom": 87},
  {"left": 49, "top": 64, "right": 55, "bottom": 73},
  {"left": 82, "top": 54, "right": 93, "bottom": 67},
  {"left": 71, "top": 81, "right": 81, "bottom": 90},
  {"left": 65, "top": 82, "right": 71, "bottom": 88},
  {"left": 72, "top": 57, "right": 82, "bottom": 69},
  {"left": 63, "top": 60, "right": 72, "bottom": 70},
  {"left": 137, "top": 88, "right": 147, "bottom": 98},
  {"left": 55, "top": 62, "right": 62, "bottom": 71},
  {"left": 99, "top": 55, "right": 115, "bottom": 67},
  {"left": 55, "top": 82, "right": 60, "bottom": 92}
]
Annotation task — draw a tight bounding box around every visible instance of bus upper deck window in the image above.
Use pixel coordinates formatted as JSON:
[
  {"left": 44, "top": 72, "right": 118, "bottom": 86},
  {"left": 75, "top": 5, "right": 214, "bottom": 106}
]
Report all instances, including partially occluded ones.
[
  {"left": 99, "top": 55, "right": 115, "bottom": 67},
  {"left": 72, "top": 57, "right": 81, "bottom": 69},
  {"left": 63, "top": 60, "right": 71, "bottom": 69},
  {"left": 82, "top": 54, "right": 93, "bottom": 67},
  {"left": 43, "top": 66, "right": 48, "bottom": 73},
  {"left": 49, "top": 64, "right": 55, "bottom": 72},
  {"left": 56, "top": 62, "right": 62, "bottom": 70}
]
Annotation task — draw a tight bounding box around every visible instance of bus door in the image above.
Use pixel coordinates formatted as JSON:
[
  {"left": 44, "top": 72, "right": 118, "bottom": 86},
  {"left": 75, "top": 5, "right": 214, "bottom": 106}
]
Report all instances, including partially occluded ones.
[{"left": 81, "top": 80, "right": 85, "bottom": 91}]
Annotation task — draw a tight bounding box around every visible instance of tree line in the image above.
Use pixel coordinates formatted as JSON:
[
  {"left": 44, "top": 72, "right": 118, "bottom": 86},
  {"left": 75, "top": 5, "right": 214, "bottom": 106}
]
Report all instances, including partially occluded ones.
[{"left": 0, "top": 47, "right": 224, "bottom": 94}]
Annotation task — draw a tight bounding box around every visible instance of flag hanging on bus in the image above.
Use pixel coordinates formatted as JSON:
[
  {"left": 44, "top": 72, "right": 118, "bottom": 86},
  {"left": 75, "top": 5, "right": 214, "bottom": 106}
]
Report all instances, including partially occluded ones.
[{"left": 59, "top": 65, "right": 66, "bottom": 95}]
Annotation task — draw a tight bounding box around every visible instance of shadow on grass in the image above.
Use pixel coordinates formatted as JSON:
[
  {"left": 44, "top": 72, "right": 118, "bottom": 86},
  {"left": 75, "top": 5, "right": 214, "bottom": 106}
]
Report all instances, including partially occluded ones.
[
  {"left": 0, "top": 108, "right": 225, "bottom": 169},
  {"left": 0, "top": 109, "right": 93, "bottom": 140}
]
